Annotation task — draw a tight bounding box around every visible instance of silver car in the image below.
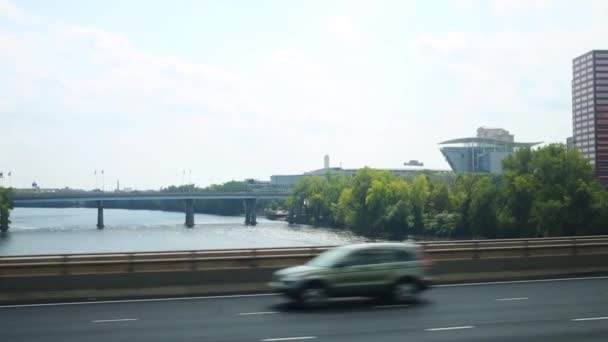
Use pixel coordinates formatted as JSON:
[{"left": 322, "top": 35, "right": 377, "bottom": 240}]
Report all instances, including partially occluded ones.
[{"left": 269, "top": 242, "right": 433, "bottom": 307}]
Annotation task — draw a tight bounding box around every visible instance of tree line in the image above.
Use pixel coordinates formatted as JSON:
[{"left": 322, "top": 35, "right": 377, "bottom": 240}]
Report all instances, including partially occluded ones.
[{"left": 286, "top": 144, "right": 608, "bottom": 240}]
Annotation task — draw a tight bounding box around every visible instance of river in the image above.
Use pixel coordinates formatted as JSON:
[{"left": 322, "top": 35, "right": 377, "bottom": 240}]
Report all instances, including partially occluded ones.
[{"left": 0, "top": 208, "right": 367, "bottom": 256}]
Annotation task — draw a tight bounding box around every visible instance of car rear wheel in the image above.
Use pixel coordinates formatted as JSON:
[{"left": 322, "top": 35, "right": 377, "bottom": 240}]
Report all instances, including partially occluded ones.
[
  {"left": 391, "top": 280, "right": 418, "bottom": 303},
  {"left": 299, "top": 284, "right": 328, "bottom": 308}
]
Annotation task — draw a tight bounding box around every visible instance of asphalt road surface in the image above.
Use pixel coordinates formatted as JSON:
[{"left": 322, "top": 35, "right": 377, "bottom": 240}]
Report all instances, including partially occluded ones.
[{"left": 2, "top": 277, "right": 608, "bottom": 342}]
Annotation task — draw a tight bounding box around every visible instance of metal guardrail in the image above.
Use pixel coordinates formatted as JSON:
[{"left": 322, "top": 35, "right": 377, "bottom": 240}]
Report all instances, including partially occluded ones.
[{"left": 3, "top": 235, "right": 608, "bottom": 261}]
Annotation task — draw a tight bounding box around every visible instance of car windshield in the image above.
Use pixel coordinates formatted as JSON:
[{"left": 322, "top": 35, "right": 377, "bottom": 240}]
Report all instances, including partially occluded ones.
[{"left": 307, "top": 246, "right": 351, "bottom": 268}]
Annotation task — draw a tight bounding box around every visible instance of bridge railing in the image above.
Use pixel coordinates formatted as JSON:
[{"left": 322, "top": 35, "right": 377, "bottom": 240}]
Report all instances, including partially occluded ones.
[{"left": 2, "top": 236, "right": 608, "bottom": 277}]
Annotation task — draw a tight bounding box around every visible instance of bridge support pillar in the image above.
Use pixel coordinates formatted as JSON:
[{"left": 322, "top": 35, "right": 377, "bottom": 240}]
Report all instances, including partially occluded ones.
[
  {"left": 185, "top": 199, "right": 195, "bottom": 228},
  {"left": 243, "top": 199, "right": 257, "bottom": 226},
  {"left": 96, "top": 201, "right": 104, "bottom": 229}
]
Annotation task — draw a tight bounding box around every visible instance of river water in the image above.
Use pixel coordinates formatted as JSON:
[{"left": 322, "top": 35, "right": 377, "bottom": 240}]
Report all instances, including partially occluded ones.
[{"left": 0, "top": 208, "right": 366, "bottom": 256}]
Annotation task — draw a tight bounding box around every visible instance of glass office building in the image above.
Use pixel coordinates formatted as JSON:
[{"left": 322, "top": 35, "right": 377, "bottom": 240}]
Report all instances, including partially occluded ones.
[{"left": 439, "top": 128, "right": 541, "bottom": 174}]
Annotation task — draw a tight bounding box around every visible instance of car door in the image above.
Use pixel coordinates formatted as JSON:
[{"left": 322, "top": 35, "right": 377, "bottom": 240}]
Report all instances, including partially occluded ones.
[{"left": 330, "top": 249, "right": 385, "bottom": 296}]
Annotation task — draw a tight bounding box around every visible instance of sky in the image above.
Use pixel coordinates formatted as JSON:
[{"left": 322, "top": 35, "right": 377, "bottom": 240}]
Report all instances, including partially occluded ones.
[{"left": 1, "top": 0, "right": 607, "bottom": 190}]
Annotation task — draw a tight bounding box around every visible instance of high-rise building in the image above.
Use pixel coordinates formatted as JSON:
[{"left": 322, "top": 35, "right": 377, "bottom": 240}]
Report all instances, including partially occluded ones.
[{"left": 572, "top": 50, "right": 608, "bottom": 187}]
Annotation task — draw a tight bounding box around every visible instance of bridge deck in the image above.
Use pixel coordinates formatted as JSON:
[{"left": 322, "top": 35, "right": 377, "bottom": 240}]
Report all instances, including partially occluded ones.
[{"left": 12, "top": 192, "right": 290, "bottom": 204}]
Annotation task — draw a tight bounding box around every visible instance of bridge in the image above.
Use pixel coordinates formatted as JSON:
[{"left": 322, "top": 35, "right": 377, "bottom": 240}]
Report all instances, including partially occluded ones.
[{"left": 12, "top": 191, "right": 290, "bottom": 228}]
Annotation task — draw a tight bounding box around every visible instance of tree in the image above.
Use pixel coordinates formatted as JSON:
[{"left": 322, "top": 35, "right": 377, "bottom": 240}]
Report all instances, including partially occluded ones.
[
  {"left": 499, "top": 144, "right": 602, "bottom": 237},
  {"left": 468, "top": 177, "right": 498, "bottom": 238},
  {"left": 0, "top": 188, "right": 14, "bottom": 232},
  {"left": 428, "top": 182, "right": 452, "bottom": 214},
  {"left": 409, "top": 175, "right": 430, "bottom": 237}
]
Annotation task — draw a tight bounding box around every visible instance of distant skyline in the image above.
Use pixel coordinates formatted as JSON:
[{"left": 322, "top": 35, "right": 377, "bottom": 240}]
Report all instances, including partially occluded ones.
[{"left": 2, "top": 0, "right": 607, "bottom": 189}]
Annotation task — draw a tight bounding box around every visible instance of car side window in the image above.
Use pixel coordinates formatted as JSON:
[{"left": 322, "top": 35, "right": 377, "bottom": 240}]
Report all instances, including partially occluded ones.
[
  {"left": 344, "top": 249, "right": 398, "bottom": 265},
  {"left": 369, "top": 249, "right": 399, "bottom": 264},
  {"left": 342, "top": 248, "right": 415, "bottom": 266},
  {"left": 343, "top": 250, "right": 374, "bottom": 266},
  {"left": 393, "top": 249, "right": 415, "bottom": 262}
]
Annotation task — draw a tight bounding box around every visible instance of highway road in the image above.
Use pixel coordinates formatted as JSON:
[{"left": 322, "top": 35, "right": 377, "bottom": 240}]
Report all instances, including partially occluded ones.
[{"left": 1, "top": 277, "right": 608, "bottom": 342}]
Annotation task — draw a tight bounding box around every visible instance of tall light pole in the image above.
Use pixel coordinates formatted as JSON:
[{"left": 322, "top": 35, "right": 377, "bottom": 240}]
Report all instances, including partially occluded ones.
[
  {"left": 94, "top": 170, "right": 98, "bottom": 190},
  {"left": 101, "top": 170, "right": 105, "bottom": 192}
]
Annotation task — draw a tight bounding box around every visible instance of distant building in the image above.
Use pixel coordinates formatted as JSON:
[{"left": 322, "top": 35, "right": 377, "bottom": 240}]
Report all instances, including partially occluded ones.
[
  {"left": 270, "top": 155, "right": 451, "bottom": 186},
  {"left": 404, "top": 160, "right": 424, "bottom": 167},
  {"left": 567, "top": 136, "right": 575, "bottom": 150},
  {"left": 270, "top": 174, "right": 304, "bottom": 186},
  {"left": 572, "top": 50, "right": 608, "bottom": 187},
  {"left": 439, "top": 127, "right": 541, "bottom": 174}
]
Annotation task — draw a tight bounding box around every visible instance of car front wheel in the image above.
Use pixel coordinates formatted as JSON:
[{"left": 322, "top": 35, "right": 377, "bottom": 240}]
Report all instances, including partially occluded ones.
[
  {"left": 299, "top": 284, "right": 328, "bottom": 308},
  {"left": 391, "top": 279, "right": 418, "bottom": 303}
]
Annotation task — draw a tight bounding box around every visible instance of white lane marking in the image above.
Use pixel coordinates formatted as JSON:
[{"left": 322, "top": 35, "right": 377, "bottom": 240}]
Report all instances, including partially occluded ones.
[
  {"left": 425, "top": 326, "right": 475, "bottom": 331},
  {"left": 496, "top": 297, "right": 528, "bottom": 301},
  {"left": 92, "top": 318, "right": 138, "bottom": 323},
  {"left": 373, "top": 304, "right": 410, "bottom": 309},
  {"left": 571, "top": 316, "right": 608, "bottom": 322},
  {"left": 238, "top": 311, "right": 279, "bottom": 316},
  {"left": 434, "top": 276, "right": 608, "bottom": 288},
  {"left": 261, "top": 337, "right": 316, "bottom": 341},
  {"left": 3, "top": 275, "right": 608, "bottom": 309}
]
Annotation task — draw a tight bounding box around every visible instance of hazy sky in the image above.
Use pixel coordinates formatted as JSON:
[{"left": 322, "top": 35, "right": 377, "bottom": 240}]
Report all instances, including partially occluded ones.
[{"left": 1, "top": 0, "right": 607, "bottom": 190}]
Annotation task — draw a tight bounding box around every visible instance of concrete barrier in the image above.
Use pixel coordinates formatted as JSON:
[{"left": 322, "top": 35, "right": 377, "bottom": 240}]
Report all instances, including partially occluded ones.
[
  {"left": 2, "top": 236, "right": 608, "bottom": 304},
  {"left": 2, "top": 253, "right": 608, "bottom": 304}
]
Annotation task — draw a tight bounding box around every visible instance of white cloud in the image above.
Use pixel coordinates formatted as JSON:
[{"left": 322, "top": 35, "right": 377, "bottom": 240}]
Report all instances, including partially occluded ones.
[
  {"left": 409, "top": 21, "right": 608, "bottom": 144},
  {"left": 0, "top": 22, "right": 262, "bottom": 122},
  {"left": 328, "top": 15, "right": 358, "bottom": 42},
  {"left": 490, "top": 0, "right": 553, "bottom": 13},
  {"left": 0, "top": 0, "right": 23, "bottom": 21}
]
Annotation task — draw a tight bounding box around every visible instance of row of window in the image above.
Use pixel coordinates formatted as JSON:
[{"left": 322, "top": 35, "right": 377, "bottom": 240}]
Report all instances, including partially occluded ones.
[
  {"left": 574, "top": 114, "right": 594, "bottom": 122},
  {"left": 573, "top": 80, "right": 594, "bottom": 90},
  {"left": 574, "top": 75, "right": 593, "bottom": 84},
  {"left": 574, "top": 124, "right": 595, "bottom": 133},
  {"left": 573, "top": 86, "right": 595, "bottom": 97},
  {"left": 598, "top": 53, "right": 608, "bottom": 58},
  {"left": 573, "top": 107, "right": 594, "bottom": 116},
  {"left": 574, "top": 67, "right": 593, "bottom": 78},
  {"left": 580, "top": 146, "right": 596, "bottom": 153},
  {"left": 576, "top": 133, "right": 595, "bottom": 140},
  {"left": 574, "top": 101, "right": 595, "bottom": 109},
  {"left": 599, "top": 99, "right": 608, "bottom": 105},
  {"left": 573, "top": 94, "right": 594, "bottom": 103},
  {"left": 574, "top": 73, "right": 608, "bottom": 84},
  {"left": 574, "top": 54, "right": 593, "bottom": 65},
  {"left": 573, "top": 88, "right": 608, "bottom": 98},
  {"left": 598, "top": 59, "right": 608, "bottom": 65}
]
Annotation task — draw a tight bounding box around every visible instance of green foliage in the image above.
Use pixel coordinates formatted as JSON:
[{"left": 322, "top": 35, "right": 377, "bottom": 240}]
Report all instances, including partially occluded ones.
[
  {"left": 0, "top": 187, "right": 14, "bottom": 231},
  {"left": 287, "top": 144, "right": 608, "bottom": 240}
]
